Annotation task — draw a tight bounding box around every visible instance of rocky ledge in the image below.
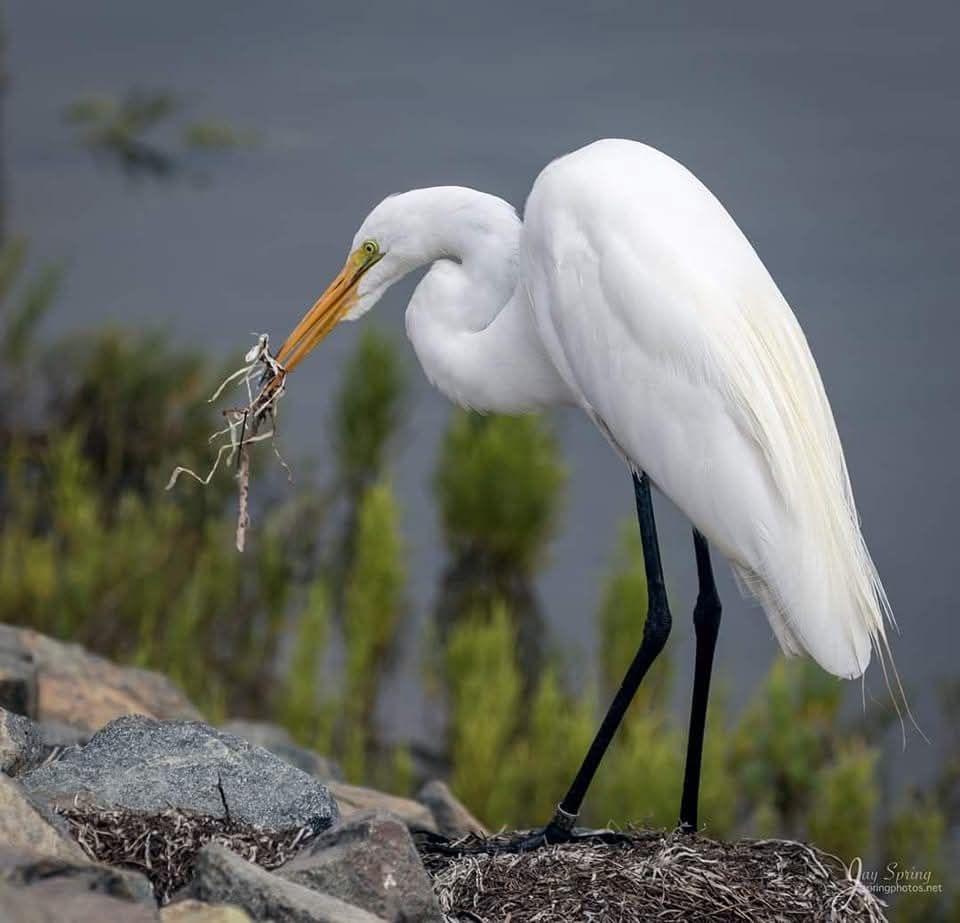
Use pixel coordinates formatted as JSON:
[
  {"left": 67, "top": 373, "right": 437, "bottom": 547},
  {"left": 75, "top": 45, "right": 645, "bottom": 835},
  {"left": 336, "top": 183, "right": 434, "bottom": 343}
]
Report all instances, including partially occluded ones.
[
  {"left": 0, "top": 625, "right": 483, "bottom": 922},
  {"left": 0, "top": 625, "right": 887, "bottom": 922}
]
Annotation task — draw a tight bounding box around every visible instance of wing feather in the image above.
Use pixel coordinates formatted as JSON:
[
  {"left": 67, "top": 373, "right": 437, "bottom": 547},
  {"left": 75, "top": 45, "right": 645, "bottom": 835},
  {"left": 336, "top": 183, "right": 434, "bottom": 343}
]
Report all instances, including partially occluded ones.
[{"left": 525, "top": 139, "right": 898, "bottom": 683}]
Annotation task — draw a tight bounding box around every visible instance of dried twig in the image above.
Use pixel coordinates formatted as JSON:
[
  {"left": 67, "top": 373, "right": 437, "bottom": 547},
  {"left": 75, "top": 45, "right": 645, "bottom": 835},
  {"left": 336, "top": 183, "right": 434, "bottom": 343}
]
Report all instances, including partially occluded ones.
[
  {"left": 418, "top": 828, "right": 889, "bottom": 923},
  {"left": 166, "top": 334, "right": 290, "bottom": 551},
  {"left": 59, "top": 803, "right": 318, "bottom": 905}
]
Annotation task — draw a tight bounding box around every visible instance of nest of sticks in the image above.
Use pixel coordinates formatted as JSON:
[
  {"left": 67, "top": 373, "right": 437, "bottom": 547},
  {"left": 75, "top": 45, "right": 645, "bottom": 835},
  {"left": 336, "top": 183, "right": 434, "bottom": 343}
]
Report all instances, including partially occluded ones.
[
  {"left": 166, "top": 334, "right": 289, "bottom": 551},
  {"left": 58, "top": 803, "right": 317, "bottom": 904},
  {"left": 419, "top": 829, "right": 888, "bottom": 923}
]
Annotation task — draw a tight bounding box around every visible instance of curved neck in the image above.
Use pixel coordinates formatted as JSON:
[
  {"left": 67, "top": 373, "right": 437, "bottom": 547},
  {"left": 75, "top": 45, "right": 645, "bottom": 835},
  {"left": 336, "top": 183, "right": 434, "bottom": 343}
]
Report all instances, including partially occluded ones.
[{"left": 398, "top": 189, "right": 569, "bottom": 412}]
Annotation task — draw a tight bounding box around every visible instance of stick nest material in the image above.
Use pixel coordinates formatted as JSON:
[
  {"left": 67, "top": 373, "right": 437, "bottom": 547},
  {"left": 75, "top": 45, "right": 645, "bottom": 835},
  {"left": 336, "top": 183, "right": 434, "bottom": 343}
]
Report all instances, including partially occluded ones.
[
  {"left": 166, "top": 334, "right": 289, "bottom": 551},
  {"left": 58, "top": 803, "right": 317, "bottom": 904},
  {"left": 419, "top": 829, "right": 888, "bottom": 923}
]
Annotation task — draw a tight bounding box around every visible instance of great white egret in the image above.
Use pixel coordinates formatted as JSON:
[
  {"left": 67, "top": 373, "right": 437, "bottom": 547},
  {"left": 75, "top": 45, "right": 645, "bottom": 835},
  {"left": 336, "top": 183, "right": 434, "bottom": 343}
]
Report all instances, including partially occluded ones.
[{"left": 275, "top": 139, "right": 900, "bottom": 843}]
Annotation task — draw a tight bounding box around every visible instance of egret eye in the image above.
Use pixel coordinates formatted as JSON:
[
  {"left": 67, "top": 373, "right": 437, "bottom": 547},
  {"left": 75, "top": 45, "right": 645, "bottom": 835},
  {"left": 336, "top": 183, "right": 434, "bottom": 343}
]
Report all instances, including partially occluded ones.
[{"left": 361, "top": 240, "right": 379, "bottom": 258}]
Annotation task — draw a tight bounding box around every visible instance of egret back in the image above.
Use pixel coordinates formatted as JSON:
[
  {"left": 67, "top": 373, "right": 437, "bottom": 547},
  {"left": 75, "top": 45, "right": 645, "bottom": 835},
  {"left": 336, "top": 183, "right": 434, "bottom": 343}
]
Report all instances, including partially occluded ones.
[{"left": 523, "top": 139, "right": 893, "bottom": 680}]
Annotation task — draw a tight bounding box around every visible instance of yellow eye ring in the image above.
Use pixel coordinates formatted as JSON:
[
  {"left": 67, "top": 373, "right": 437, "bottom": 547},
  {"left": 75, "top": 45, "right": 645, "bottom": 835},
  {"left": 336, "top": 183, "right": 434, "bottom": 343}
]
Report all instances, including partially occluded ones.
[{"left": 361, "top": 240, "right": 379, "bottom": 257}]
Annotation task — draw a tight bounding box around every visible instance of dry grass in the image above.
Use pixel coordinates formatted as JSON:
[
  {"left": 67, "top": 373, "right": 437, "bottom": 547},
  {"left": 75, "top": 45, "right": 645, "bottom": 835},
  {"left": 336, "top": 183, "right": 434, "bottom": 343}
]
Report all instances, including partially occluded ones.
[
  {"left": 165, "top": 334, "right": 289, "bottom": 550},
  {"left": 419, "top": 829, "right": 889, "bottom": 923},
  {"left": 59, "top": 804, "right": 316, "bottom": 904}
]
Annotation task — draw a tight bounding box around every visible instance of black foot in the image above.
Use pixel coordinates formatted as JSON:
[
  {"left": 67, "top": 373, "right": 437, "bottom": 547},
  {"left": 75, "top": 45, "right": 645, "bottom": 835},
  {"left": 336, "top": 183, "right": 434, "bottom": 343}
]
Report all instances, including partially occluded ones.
[
  {"left": 507, "top": 820, "right": 573, "bottom": 852},
  {"left": 415, "top": 823, "right": 632, "bottom": 858}
]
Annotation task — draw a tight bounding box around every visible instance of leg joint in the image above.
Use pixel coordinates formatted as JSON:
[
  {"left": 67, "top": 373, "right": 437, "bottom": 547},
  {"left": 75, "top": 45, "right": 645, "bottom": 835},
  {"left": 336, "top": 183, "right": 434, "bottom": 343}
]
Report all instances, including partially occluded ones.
[
  {"left": 643, "top": 598, "right": 672, "bottom": 652},
  {"left": 693, "top": 590, "right": 721, "bottom": 634}
]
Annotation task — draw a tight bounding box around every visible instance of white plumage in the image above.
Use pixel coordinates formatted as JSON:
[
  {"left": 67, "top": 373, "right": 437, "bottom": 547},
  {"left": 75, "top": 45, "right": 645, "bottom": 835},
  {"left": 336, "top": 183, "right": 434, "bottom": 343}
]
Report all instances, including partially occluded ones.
[
  {"left": 521, "top": 140, "right": 891, "bottom": 679},
  {"left": 283, "top": 138, "right": 898, "bottom": 685}
]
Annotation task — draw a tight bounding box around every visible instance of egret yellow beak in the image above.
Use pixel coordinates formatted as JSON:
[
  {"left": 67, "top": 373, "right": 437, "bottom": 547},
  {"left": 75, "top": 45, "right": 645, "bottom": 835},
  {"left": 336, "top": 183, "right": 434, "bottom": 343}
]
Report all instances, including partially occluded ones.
[{"left": 276, "top": 248, "right": 374, "bottom": 371}]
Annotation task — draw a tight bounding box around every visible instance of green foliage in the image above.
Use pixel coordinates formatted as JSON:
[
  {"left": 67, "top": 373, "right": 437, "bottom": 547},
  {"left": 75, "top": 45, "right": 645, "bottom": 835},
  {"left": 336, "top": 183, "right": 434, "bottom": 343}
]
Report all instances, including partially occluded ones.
[
  {"left": 340, "top": 481, "right": 405, "bottom": 781},
  {"left": 695, "top": 695, "right": 737, "bottom": 837},
  {"left": 329, "top": 328, "right": 408, "bottom": 635},
  {"left": 0, "top": 304, "right": 327, "bottom": 720},
  {"left": 807, "top": 742, "right": 879, "bottom": 861},
  {"left": 594, "top": 708, "right": 683, "bottom": 829},
  {"left": 333, "top": 327, "right": 408, "bottom": 495},
  {"left": 497, "top": 665, "right": 596, "bottom": 827},
  {"left": 435, "top": 411, "right": 565, "bottom": 571},
  {"left": 0, "top": 426, "right": 307, "bottom": 717},
  {"left": 884, "top": 793, "right": 949, "bottom": 922},
  {"left": 590, "top": 528, "right": 682, "bottom": 829},
  {"left": 732, "top": 659, "right": 844, "bottom": 834},
  {"left": 597, "top": 524, "right": 671, "bottom": 709},
  {"left": 280, "top": 581, "right": 335, "bottom": 754},
  {"left": 433, "top": 410, "right": 565, "bottom": 686},
  {"left": 48, "top": 329, "right": 224, "bottom": 500},
  {"left": 446, "top": 603, "right": 523, "bottom": 822}
]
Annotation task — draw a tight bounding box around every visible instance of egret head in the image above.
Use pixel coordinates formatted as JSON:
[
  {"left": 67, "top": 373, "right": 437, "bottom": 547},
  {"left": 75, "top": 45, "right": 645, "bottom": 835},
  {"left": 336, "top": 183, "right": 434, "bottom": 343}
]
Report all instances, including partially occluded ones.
[
  {"left": 275, "top": 187, "right": 518, "bottom": 371},
  {"left": 274, "top": 228, "right": 387, "bottom": 372},
  {"left": 274, "top": 191, "right": 434, "bottom": 371}
]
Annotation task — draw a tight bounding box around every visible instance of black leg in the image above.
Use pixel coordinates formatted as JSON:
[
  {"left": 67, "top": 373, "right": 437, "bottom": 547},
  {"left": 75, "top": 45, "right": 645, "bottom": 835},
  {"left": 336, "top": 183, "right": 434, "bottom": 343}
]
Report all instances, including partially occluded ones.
[
  {"left": 678, "top": 528, "right": 722, "bottom": 833},
  {"left": 541, "top": 471, "right": 673, "bottom": 841},
  {"left": 417, "top": 471, "right": 675, "bottom": 858}
]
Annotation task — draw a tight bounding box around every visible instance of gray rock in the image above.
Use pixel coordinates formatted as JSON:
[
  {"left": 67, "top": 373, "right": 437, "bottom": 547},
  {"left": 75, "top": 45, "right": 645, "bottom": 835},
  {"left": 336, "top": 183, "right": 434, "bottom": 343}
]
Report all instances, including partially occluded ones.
[
  {"left": 326, "top": 781, "right": 436, "bottom": 834},
  {"left": 184, "top": 844, "right": 385, "bottom": 923},
  {"left": 416, "top": 780, "right": 487, "bottom": 840},
  {"left": 0, "top": 882, "right": 61, "bottom": 923},
  {"left": 36, "top": 720, "right": 92, "bottom": 751},
  {"left": 0, "top": 775, "right": 87, "bottom": 862},
  {"left": 22, "top": 716, "right": 339, "bottom": 834},
  {"left": 0, "top": 708, "right": 44, "bottom": 776},
  {"left": 0, "top": 635, "right": 37, "bottom": 718},
  {"left": 0, "top": 849, "right": 158, "bottom": 922},
  {"left": 0, "top": 846, "right": 156, "bottom": 905},
  {"left": 0, "top": 624, "right": 200, "bottom": 732},
  {"left": 220, "top": 721, "right": 341, "bottom": 781},
  {"left": 279, "top": 810, "right": 441, "bottom": 923}
]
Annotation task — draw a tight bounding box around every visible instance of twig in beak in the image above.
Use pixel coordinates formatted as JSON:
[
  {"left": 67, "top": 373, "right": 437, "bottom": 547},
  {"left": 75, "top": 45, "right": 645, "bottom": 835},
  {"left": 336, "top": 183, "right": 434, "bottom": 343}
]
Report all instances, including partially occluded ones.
[{"left": 166, "top": 334, "right": 291, "bottom": 552}]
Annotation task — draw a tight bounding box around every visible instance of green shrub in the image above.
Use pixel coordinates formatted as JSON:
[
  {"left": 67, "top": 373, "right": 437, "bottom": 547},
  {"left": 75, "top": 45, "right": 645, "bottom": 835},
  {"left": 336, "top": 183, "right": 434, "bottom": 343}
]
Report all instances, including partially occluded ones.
[
  {"left": 807, "top": 742, "right": 879, "bottom": 861},
  {"left": 732, "top": 659, "right": 844, "bottom": 836},
  {"left": 0, "top": 322, "right": 325, "bottom": 721},
  {"left": 597, "top": 523, "right": 671, "bottom": 710},
  {"left": 333, "top": 327, "right": 408, "bottom": 496},
  {"left": 884, "top": 794, "right": 949, "bottom": 922},
  {"left": 446, "top": 602, "right": 523, "bottom": 823},
  {"left": 435, "top": 412, "right": 564, "bottom": 570},
  {"left": 280, "top": 580, "right": 335, "bottom": 754},
  {"left": 341, "top": 481, "right": 405, "bottom": 781},
  {"left": 433, "top": 411, "right": 565, "bottom": 685}
]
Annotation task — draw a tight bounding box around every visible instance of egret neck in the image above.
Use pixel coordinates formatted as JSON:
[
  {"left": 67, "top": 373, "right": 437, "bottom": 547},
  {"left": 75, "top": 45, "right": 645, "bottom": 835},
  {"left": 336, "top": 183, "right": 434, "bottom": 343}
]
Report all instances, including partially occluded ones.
[{"left": 390, "top": 188, "right": 571, "bottom": 413}]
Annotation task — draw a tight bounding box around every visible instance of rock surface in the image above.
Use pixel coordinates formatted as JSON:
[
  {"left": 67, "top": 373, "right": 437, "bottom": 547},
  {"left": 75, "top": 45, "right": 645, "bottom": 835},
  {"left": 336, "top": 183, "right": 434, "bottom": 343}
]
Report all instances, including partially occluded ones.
[
  {"left": 0, "top": 625, "right": 201, "bottom": 730},
  {"left": 327, "top": 781, "right": 436, "bottom": 834},
  {"left": 36, "top": 720, "right": 91, "bottom": 751},
  {"left": 0, "top": 640, "right": 37, "bottom": 718},
  {"left": 220, "top": 721, "right": 341, "bottom": 781},
  {"left": 416, "top": 780, "right": 487, "bottom": 839},
  {"left": 22, "top": 716, "right": 339, "bottom": 834},
  {"left": 161, "top": 899, "right": 254, "bottom": 922},
  {"left": 184, "top": 844, "right": 386, "bottom": 923},
  {"left": 0, "top": 846, "right": 155, "bottom": 903},
  {"left": 279, "top": 810, "right": 442, "bottom": 923},
  {"left": 0, "top": 708, "right": 44, "bottom": 776},
  {"left": 0, "top": 775, "right": 87, "bottom": 862},
  {"left": 0, "top": 847, "right": 157, "bottom": 921}
]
